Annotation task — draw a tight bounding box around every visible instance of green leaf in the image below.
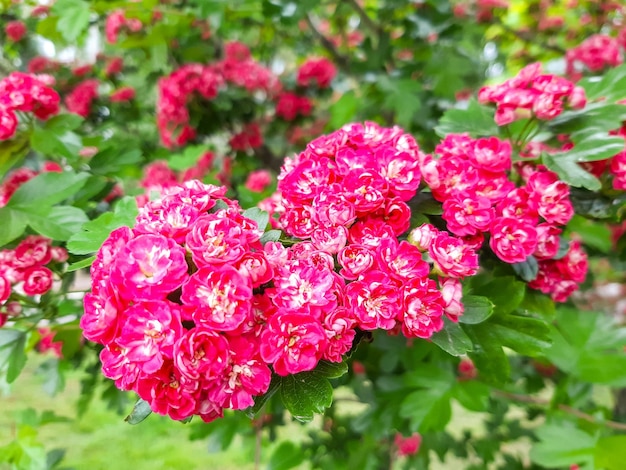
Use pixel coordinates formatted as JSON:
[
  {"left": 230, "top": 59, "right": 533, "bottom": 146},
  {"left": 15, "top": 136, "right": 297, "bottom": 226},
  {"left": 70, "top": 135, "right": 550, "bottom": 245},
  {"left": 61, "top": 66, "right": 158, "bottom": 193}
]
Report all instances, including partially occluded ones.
[
  {"left": 435, "top": 99, "right": 499, "bottom": 138},
  {"left": 67, "top": 197, "right": 138, "bottom": 255},
  {"left": 399, "top": 388, "right": 452, "bottom": 432},
  {"left": 242, "top": 207, "right": 269, "bottom": 231},
  {"left": 0, "top": 137, "right": 30, "bottom": 179},
  {"left": 519, "top": 289, "right": 556, "bottom": 321},
  {"left": 545, "top": 307, "right": 626, "bottom": 386},
  {"left": 0, "top": 207, "right": 27, "bottom": 247},
  {"left": 530, "top": 423, "right": 596, "bottom": 468},
  {"left": 260, "top": 230, "right": 282, "bottom": 244},
  {"left": 89, "top": 148, "right": 143, "bottom": 176},
  {"left": 280, "top": 371, "right": 333, "bottom": 422},
  {"left": 459, "top": 295, "right": 494, "bottom": 324},
  {"left": 595, "top": 436, "right": 626, "bottom": 470},
  {"left": 0, "top": 329, "right": 28, "bottom": 384},
  {"left": 329, "top": 90, "right": 359, "bottom": 130},
  {"left": 464, "top": 324, "right": 509, "bottom": 386},
  {"left": 7, "top": 172, "right": 89, "bottom": 208},
  {"left": 267, "top": 441, "right": 305, "bottom": 470},
  {"left": 431, "top": 318, "right": 473, "bottom": 356},
  {"left": 487, "top": 314, "right": 552, "bottom": 356},
  {"left": 66, "top": 255, "right": 96, "bottom": 272},
  {"left": 542, "top": 151, "right": 601, "bottom": 191},
  {"left": 379, "top": 78, "right": 422, "bottom": 128},
  {"left": 512, "top": 256, "right": 539, "bottom": 282},
  {"left": 125, "top": 399, "right": 153, "bottom": 425},
  {"left": 579, "top": 64, "right": 626, "bottom": 102},
  {"left": 52, "top": 0, "right": 91, "bottom": 42},
  {"left": 565, "top": 215, "right": 612, "bottom": 254},
  {"left": 167, "top": 146, "right": 207, "bottom": 172},
  {"left": 314, "top": 360, "right": 348, "bottom": 379},
  {"left": 568, "top": 130, "right": 625, "bottom": 162},
  {"left": 245, "top": 374, "right": 282, "bottom": 418},
  {"left": 30, "top": 128, "right": 82, "bottom": 159},
  {"left": 472, "top": 276, "right": 525, "bottom": 317},
  {"left": 26, "top": 206, "right": 88, "bottom": 241},
  {"left": 44, "top": 114, "right": 84, "bottom": 132},
  {"left": 452, "top": 380, "right": 490, "bottom": 412}
]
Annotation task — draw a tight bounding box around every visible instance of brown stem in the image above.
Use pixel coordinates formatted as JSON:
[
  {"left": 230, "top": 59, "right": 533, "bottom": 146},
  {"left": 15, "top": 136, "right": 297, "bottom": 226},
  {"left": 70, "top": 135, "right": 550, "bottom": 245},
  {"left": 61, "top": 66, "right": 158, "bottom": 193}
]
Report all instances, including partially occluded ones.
[
  {"left": 304, "top": 13, "right": 350, "bottom": 72},
  {"left": 344, "top": 0, "right": 383, "bottom": 36},
  {"left": 493, "top": 390, "right": 626, "bottom": 432},
  {"left": 496, "top": 21, "right": 566, "bottom": 55}
]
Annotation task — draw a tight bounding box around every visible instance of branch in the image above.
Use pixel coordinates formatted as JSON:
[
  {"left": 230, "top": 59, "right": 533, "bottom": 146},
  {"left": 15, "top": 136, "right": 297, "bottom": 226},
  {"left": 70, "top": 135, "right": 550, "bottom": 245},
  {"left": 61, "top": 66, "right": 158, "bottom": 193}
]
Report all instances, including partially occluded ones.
[
  {"left": 304, "top": 13, "right": 350, "bottom": 72},
  {"left": 493, "top": 390, "right": 626, "bottom": 432},
  {"left": 496, "top": 21, "right": 566, "bottom": 55},
  {"left": 343, "top": 0, "right": 382, "bottom": 36}
]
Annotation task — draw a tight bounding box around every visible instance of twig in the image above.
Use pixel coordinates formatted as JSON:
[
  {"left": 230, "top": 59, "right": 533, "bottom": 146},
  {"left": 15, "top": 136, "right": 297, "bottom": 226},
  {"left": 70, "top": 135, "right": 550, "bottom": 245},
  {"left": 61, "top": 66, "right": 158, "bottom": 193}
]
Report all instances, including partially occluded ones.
[
  {"left": 496, "top": 21, "right": 566, "bottom": 55},
  {"left": 493, "top": 390, "right": 626, "bottom": 432},
  {"left": 344, "top": 0, "right": 382, "bottom": 36},
  {"left": 304, "top": 13, "right": 350, "bottom": 71}
]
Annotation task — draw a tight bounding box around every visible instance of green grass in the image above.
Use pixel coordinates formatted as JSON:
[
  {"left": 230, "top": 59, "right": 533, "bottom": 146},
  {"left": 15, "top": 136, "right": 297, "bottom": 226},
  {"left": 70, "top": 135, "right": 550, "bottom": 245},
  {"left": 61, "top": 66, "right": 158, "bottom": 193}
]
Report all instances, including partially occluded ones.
[{"left": 0, "top": 357, "right": 261, "bottom": 470}]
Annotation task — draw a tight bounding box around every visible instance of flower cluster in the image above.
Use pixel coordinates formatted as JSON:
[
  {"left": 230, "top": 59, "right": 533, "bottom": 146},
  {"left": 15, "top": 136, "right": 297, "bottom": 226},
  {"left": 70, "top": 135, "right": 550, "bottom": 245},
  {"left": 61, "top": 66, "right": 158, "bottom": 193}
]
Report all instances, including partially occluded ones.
[
  {"left": 478, "top": 63, "right": 586, "bottom": 125},
  {"left": 0, "top": 236, "right": 67, "bottom": 310},
  {"left": 5, "top": 20, "right": 27, "bottom": 42},
  {"left": 105, "top": 9, "right": 143, "bottom": 44},
  {"left": 529, "top": 239, "right": 588, "bottom": 302},
  {"left": 229, "top": 123, "right": 263, "bottom": 152},
  {"left": 110, "top": 86, "right": 136, "bottom": 103},
  {"left": 296, "top": 57, "right": 337, "bottom": 89},
  {"left": 423, "top": 132, "right": 584, "bottom": 300},
  {"left": 84, "top": 181, "right": 275, "bottom": 422},
  {"left": 276, "top": 122, "right": 477, "bottom": 337},
  {"left": 0, "top": 72, "right": 60, "bottom": 140},
  {"left": 275, "top": 92, "right": 313, "bottom": 121},
  {"left": 566, "top": 34, "right": 624, "bottom": 76},
  {"left": 156, "top": 42, "right": 280, "bottom": 148},
  {"left": 137, "top": 152, "right": 214, "bottom": 206},
  {"left": 65, "top": 79, "right": 99, "bottom": 117}
]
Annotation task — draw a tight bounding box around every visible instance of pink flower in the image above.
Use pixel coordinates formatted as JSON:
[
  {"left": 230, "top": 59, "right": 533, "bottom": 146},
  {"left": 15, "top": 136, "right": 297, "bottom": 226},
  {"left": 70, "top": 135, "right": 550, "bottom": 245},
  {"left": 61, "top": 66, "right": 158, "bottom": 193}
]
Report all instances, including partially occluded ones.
[
  {"left": 346, "top": 270, "right": 401, "bottom": 330},
  {"left": 0, "top": 108, "right": 18, "bottom": 141},
  {"left": 5, "top": 21, "right": 27, "bottom": 42},
  {"left": 489, "top": 217, "right": 538, "bottom": 264},
  {"left": 81, "top": 289, "right": 124, "bottom": 345},
  {"left": 13, "top": 235, "right": 52, "bottom": 268},
  {"left": 338, "top": 244, "right": 375, "bottom": 280},
  {"left": 408, "top": 223, "right": 439, "bottom": 251},
  {"left": 470, "top": 137, "right": 512, "bottom": 173},
  {"left": 37, "top": 327, "right": 63, "bottom": 358},
  {"left": 443, "top": 192, "right": 495, "bottom": 237},
  {"left": 402, "top": 278, "right": 445, "bottom": 338},
  {"left": 259, "top": 312, "right": 327, "bottom": 375},
  {"left": 65, "top": 79, "right": 99, "bottom": 117},
  {"left": 429, "top": 232, "right": 479, "bottom": 278},
  {"left": 181, "top": 265, "right": 252, "bottom": 331},
  {"left": 394, "top": 433, "right": 422, "bottom": 457},
  {"left": 534, "top": 224, "right": 562, "bottom": 259},
  {"left": 110, "top": 86, "right": 135, "bottom": 102},
  {"left": 174, "top": 328, "right": 229, "bottom": 380},
  {"left": 0, "top": 274, "right": 10, "bottom": 303},
  {"left": 22, "top": 266, "right": 53, "bottom": 296},
  {"left": 297, "top": 57, "right": 337, "bottom": 88},
  {"left": 275, "top": 92, "right": 312, "bottom": 121},
  {"left": 245, "top": 170, "right": 272, "bottom": 192},
  {"left": 110, "top": 233, "right": 189, "bottom": 301},
  {"left": 116, "top": 300, "right": 183, "bottom": 374},
  {"left": 441, "top": 278, "right": 464, "bottom": 322}
]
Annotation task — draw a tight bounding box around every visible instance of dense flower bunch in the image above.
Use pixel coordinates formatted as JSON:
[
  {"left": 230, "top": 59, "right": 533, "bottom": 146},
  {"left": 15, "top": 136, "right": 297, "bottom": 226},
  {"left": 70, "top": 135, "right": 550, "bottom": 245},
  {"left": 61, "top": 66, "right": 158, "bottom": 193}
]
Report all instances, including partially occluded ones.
[
  {"left": 478, "top": 62, "right": 586, "bottom": 125},
  {"left": 137, "top": 152, "right": 214, "bottom": 206},
  {"left": 275, "top": 92, "right": 313, "bottom": 121},
  {"left": 296, "top": 57, "right": 337, "bottom": 89},
  {"left": 5, "top": 20, "right": 27, "bottom": 42},
  {"left": 423, "top": 131, "right": 586, "bottom": 301},
  {"left": 84, "top": 181, "right": 275, "bottom": 421},
  {"left": 156, "top": 42, "right": 280, "bottom": 148},
  {"left": 0, "top": 72, "right": 61, "bottom": 140},
  {"left": 105, "top": 9, "right": 143, "bottom": 44},
  {"left": 276, "top": 122, "right": 478, "bottom": 337},
  {"left": 65, "top": 79, "right": 99, "bottom": 117},
  {"left": 0, "top": 236, "right": 68, "bottom": 311},
  {"left": 229, "top": 122, "right": 263, "bottom": 151},
  {"left": 566, "top": 34, "right": 624, "bottom": 76}
]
